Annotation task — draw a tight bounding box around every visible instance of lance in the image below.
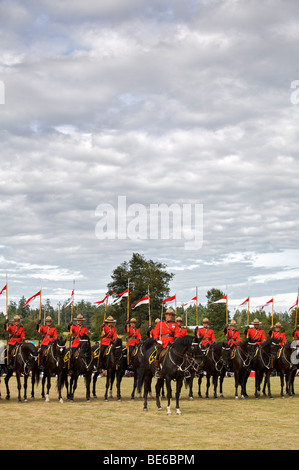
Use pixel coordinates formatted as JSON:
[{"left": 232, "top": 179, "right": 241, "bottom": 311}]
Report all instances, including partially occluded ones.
[
  {"left": 295, "top": 289, "right": 299, "bottom": 330},
  {"left": 148, "top": 285, "right": 151, "bottom": 328},
  {"left": 68, "top": 280, "right": 75, "bottom": 368},
  {"left": 196, "top": 287, "right": 198, "bottom": 327},
  {"left": 5, "top": 274, "right": 9, "bottom": 363}
]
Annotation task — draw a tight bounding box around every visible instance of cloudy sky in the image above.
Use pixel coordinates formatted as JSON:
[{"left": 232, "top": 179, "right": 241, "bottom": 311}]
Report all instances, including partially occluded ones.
[{"left": 0, "top": 0, "right": 299, "bottom": 315}]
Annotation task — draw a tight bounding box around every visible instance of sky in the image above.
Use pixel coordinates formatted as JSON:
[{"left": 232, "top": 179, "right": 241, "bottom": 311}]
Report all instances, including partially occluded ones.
[{"left": 0, "top": 0, "right": 299, "bottom": 316}]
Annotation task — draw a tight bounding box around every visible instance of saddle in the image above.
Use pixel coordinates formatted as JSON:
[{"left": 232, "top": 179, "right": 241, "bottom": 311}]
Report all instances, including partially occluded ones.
[{"left": 148, "top": 345, "right": 169, "bottom": 365}]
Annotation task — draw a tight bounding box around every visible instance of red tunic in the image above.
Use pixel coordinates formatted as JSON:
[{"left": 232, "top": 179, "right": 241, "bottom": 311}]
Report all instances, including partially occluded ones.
[
  {"left": 292, "top": 330, "right": 299, "bottom": 340},
  {"left": 151, "top": 320, "right": 180, "bottom": 348},
  {"left": 101, "top": 325, "right": 117, "bottom": 346},
  {"left": 271, "top": 330, "right": 286, "bottom": 347},
  {"left": 70, "top": 325, "right": 88, "bottom": 348},
  {"left": 245, "top": 328, "right": 266, "bottom": 345},
  {"left": 125, "top": 326, "right": 141, "bottom": 347},
  {"left": 7, "top": 324, "right": 25, "bottom": 346},
  {"left": 39, "top": 325, "right": 58, "bottom": 346},
  {"left": 196, "top": 327, "right": 215, "bottom": 347},
  {"left": 225, "top": 329, "right": 241, "bottom": 347},
  {"left": 178, "top": 327, "right": 188, "bottom": 337}
]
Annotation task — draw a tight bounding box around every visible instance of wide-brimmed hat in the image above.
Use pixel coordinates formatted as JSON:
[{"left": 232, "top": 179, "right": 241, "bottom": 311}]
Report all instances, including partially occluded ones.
[
  {"left": 45, "top": 316, "right": 52, "bottom": 322},
  {"left": 130, "top": 318, "right": 137, "bottom": 323},
  {"left": 229, "top": 320, "right": 236, "bottom": 326},
  {"left": 74, "top": 314, "right": 85, "bottom": 321},
  {"left": 202, "top": 317, "right": 209, "bottom": 323},
  {"left": 253, "top": 318, "right": 261, "bottom": 325},
  {"left": 176, "top": 317, "right": 183, "bottom": 322},
  {"left": 164, "top": 308, "right": 174, "bottom": 315},
  {"left": 275, "top": 322, "right": 281, "bottom": 328},
  {"left": 105, "top": 315, "right": 116, "bottom": 323},
  {"left": 14, "top": 315, "right": 21, "bottom": 321}
]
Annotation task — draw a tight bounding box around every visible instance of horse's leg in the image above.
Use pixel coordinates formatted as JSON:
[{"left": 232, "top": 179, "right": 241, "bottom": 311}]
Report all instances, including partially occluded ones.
[
  {"left": 71, "top": 374, "right": 78, "bottom": 401},
  {"left": 266, "top": 370, "right": 273, "bottom": 398},
  {"left": 4, "top": 370, "right": 12, "bottom": 400},
  {"left": 31, "top": 368, "right": 36, "bottom": 399},
  {"left": 165, "top": 378, "right": 172, "bottom": 415},
  {"left": 16, "top": 372, "right": 22, "bottom": 402},
  {"left": 234, "top": 370, "right": 239, "bottom": 399},
  {"left": 143, "top": 371, "right": 151, "bottom": 411},
  {"left": 109, "top": 371, "right": 115, "bottom": 399},
  {"left": 41, "top": 372, "right": 46, "bottom": 399},
  {"left": 175, "top": 378, "right": 183, "bottom": 415},
  {"left": 198, "top": 375, "right": 202, "bottom": 398},
  {"left": 105, "top": 372, "right": 110, "bottom": 401},
  {"left": 85, "top": 373, "right": 91, "bottom": 401},
  {"left": 205, "top": 374, "right": 210, "bottom": 399},
  {"left": 280, "top": 371, "right": 285, "bottom": 398},
  {"left": 213, "top": 374, "right": 219, "bottom": 399},
  {"left": 46, "top": 374, "right": 51, "bottom": 402},
  {"left": 131, "top": 371, "right": 137, "bottom": 400},
  {"left": 57, "top": 371, "right": 64, "bottom": 403},
  {"left": 92, "top": 371, "right": 99, "bottom": 398},
  {"left": 219, "top": 369, "right": 225, "bottom": 397},
  {"left": 189, "top": 376, "right": 194, "bottom": 400}
]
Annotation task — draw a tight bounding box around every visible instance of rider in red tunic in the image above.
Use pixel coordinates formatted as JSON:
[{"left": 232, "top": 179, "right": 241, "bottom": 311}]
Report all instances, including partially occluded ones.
[
  {"left": 124, "top": 318, "right": 142, "bottom": 368},
  {"left": 151, "top": 308, "right": 180, "bottom": 378},
  {"left": 4, "top": 315, "right": 25, "bottom": 369},
  {"left": 98, "top": 315, "right": 118, "bottom": 371},
  {"left": 268, "top": 322, "right": 286, "bottom": 347},
  {"left": 223, "top": 320, "right": 241, "bottom": 347},
  {"left": 36, "top": 316, "right": 58, "bottom": 369},
  {"left": 176, "top": 317, "right": 188, "bottom": 337},
  {"left": 196, "top": 318, "right": 215, "bottom": 347},
  {"left": 244, "top": 318, "right": 266, "bottom": 345}
]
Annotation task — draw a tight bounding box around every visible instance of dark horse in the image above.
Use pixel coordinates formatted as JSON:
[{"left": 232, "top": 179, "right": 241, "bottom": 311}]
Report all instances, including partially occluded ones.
[
  {"left": 92, "top": 338, "right": 125, "bottom": 401},
  {"left": 230, "top": 338, "right": 259, "bottom": 399},
  {"left": 5, "top": 341, "right": 40, "bottom": 402},
  {"left": 143, "top": 335, "right": 204, "bottom": 415},
  {"left": 270, "top": 341, "right": 299, "bottom": 398},
  {"left": 251, "top": 337, "right": 280, "bottom": 399},
  {"left": 68, "top": 334, "right": 94, "bottom": 401},
  {"left": 41, "top": 336, "right": 68, "bottom": 403},
  {"left": 197, "top": 342, "right": 231, "bottom": 399},
  {"left": 129, "top": 341, "right": 148, "bottom": 400}
]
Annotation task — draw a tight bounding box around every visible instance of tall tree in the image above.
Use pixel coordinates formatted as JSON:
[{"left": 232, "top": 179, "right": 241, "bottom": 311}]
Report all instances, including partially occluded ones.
[{"left": 107, "top": 253, "right": 174, "bottom": 330}]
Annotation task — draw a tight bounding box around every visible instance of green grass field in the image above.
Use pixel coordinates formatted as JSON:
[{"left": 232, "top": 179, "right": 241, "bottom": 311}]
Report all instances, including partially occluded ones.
[{"left": 0, "top": 374, "right": 298, "bottom": 450}]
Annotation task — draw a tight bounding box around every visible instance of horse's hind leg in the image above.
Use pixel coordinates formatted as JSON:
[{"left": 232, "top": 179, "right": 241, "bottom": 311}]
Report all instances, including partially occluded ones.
[
  {"left": 155, "top": 378, "right": 163, "bottom": 411},
  {"left": 5, "top": 372, "right": 12, "bottom": 400},
  {"left": 46, "top": 375, "right": 51, "bottom": 402},
  {"left": 92, "top": 371, "right": 99, "bottom": 398},
  {"left": 85, "top": 373, "right": 92, "bottom": 401},
  {"left": 175, "top": 379, "right": 183, "bottom": 415}
]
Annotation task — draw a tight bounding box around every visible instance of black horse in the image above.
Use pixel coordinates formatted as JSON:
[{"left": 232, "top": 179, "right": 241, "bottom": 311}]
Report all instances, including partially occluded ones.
[
  {"left": 5, "top": 341, "right": 40, "bottom": 402},
  {"left": 143, "top": 335, "right": 204, "bottom": 415},
  {"left": 197, "top": 342, "right": 231, "bottom": 399},
  {"left": 230, "top": 338, "right": 259, "bottom": 399},
  {"left": 68, "top": 334, "right": 94, "bottom": 401},
  {"left": 251, "top": 337, "right": 280, "bottom": 399},
  {"left": 272, "top": 341, "right": 299, "bottom": 398},
  {"left": 130, "top": 341, "right": 150, "bottom": 400},
  {"left": 41, "top": 336, "right": 68, "bottom": 403},
  {"left": 91, "top": 338, "right": 125, "bottom": 401}
]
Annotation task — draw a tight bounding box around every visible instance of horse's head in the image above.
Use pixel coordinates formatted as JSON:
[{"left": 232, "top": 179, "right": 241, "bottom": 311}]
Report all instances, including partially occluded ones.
[
  {"left": 79, "top": 334, "right": 91, "bottom": 357},
  {"left": 190, "top": 336, "right": 206, "bottom": 371},
  {"left": 267, "top": 337, "right": 281, "bottom": 359},
  {"left": 52, "top": 336, "right": 67, "bottom": 357},
  {"left": 247, "top": 339, "right": 259, "bottom": 360},
  {"left": 22, "top": 341, "right": 39, "bottom": 367},
  {"left": 111, "top": 337, "right": 123, "bottom": 366},
  {"left": 221, "top": 342, "right": 232, "bottom": 370}
]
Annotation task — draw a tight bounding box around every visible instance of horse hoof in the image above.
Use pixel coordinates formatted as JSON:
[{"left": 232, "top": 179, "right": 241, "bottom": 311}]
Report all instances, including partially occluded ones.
[
  {"left": 176, "top": 409, "right": 181, "bottom": 415},
  {"left": 158, "top": 407, "right": 163, "bottom": 411},
  {"left": 235, "top": 396, "right": 239, "bottom": 400},
  {"left": 45, "top": 395, "right": 50, "bottom": 403},
  {"left": 241, "top": 395, "right": 245, "bottom": 400},
  {"left": 143, "top": 407, "right": 148, "bottom": 412},
  {"left": 59, "top": 398, "right": 64, "bottom": 404},
  {"left": 117, "top": 399, "right": 121, "bottom": 402},
  {"left": 189, "top": 397, "right": 194, "bottom": 401}
]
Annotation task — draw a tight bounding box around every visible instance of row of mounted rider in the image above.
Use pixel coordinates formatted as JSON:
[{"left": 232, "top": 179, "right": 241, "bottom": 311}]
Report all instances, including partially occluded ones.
[{"left": 1, "top": 309, "right": 299, "bottom": 407}]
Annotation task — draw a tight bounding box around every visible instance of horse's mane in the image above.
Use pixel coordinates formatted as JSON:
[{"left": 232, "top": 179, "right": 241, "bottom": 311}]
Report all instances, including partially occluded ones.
[
  {"left": 143, "top": 338, "right": 155, "bottom": 350},
  {"left": 113, "top": 337, "right": 122, "bottom": 347},
  {"left": 261, "top": 337, "right": 280, "bottom": 348}
]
